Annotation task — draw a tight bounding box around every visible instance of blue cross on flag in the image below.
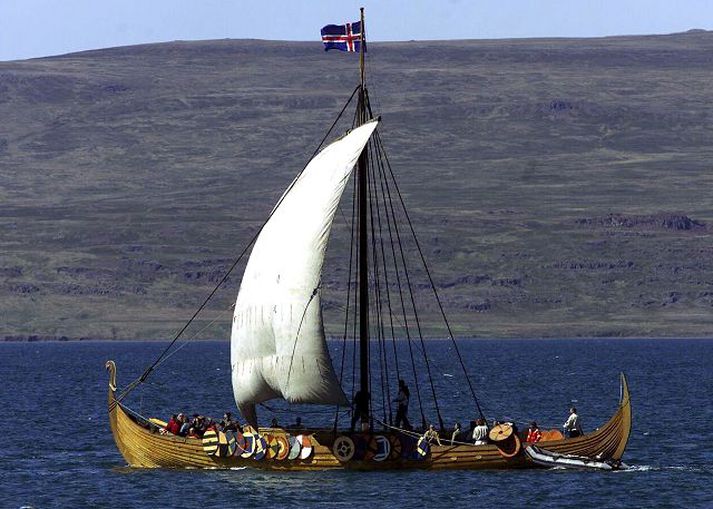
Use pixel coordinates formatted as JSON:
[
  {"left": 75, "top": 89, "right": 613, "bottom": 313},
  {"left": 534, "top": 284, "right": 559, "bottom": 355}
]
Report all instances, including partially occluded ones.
[{"left": 320, "top": 21, "right": 366, "bottom": 52}]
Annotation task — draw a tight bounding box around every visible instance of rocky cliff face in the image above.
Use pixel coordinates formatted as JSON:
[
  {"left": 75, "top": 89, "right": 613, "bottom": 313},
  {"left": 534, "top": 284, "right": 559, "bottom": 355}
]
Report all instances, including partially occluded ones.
[{"left": 2, "top": 32, "right": 713, "bottom": 339}]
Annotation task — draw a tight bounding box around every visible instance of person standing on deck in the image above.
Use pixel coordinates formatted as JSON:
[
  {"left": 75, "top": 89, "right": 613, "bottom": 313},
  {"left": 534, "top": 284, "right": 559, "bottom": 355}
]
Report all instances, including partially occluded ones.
[
  {"left": 563, "top": 407, "right": 583, "bottom": 438},
  {"left": 472, "top": 418, "right": 489, "bottom": 445},
  {"left": 451, "top": 422, "right": 462, "bottom": 444},
  {"left": 393, "top": 379, "right": 412, "bottom": 430}
]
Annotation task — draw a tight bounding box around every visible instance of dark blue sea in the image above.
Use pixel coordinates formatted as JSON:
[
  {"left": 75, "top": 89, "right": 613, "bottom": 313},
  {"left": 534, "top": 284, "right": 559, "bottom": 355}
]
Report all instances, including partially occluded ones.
[{"left": 1, "top": 339, "right": 712, "bottom": 508}]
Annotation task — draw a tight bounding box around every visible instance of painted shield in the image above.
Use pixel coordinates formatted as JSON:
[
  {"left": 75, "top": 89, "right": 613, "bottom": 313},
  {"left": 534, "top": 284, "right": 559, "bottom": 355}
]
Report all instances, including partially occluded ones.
[
  {"left": 333, "top": 435, "right": 356, "bottom": 462},
  {"left": 265, "top": 434, "right": 281, "bottom": 460},
  {"left": 372, "top": 435, "right": 391, "bottom": 462},
  {"left": 240, "top": 432, "right": 256, "bottom": 459},
  {"left": 233, "top": 431, "right": 247, "bottom": 455},
  {"left": 363, "top": 435, "right": 379, "bottom": 461},
  {"left": 287, "top": 435, "right": 301, "bottom": 460},
  {"left": 222, "top": 430, "right": 238, "bottom": 457},
  {"left": 213, "top": 431, "right": 230, "bottom": 457},
  {"left": 202, "top": 430, "right": 219, "bottom": 456},
  {"left": 297, "top": 435, "right": 313, "bottom": 460},
  {"left": 415, "top": 436, "right": 430, "bottom": 459},
  {"left": 496, "top": 434, "right": 522, "bottom": 459},
  {"left": 275, "top": 434, "right": 290, "bottom": 461},
  {"left": 253, "top": 436, "right": 268, "bottom": 460},
  {"left": 388, "top": 435, "right": 402, "bottom": 460},
  {"left": 488, "top": 423, "right": 513, "bottom": 443}
]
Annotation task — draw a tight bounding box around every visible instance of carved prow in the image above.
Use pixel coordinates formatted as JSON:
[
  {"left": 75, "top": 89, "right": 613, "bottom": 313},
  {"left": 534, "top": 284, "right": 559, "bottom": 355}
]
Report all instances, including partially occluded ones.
[{"left": 106, "top": 360, "right": 117, "bottom": 393}]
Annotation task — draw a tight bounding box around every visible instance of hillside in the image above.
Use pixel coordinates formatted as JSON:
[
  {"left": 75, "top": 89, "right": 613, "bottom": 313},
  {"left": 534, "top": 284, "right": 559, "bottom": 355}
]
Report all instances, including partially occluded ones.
[{"left": 2, "top": 32, "right": 713, "bottom": 339}]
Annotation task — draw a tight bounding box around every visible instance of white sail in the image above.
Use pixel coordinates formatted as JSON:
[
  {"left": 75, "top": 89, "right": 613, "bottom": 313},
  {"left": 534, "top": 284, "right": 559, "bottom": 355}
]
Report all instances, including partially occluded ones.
[{"left": 230, "top": 120, "right": 379, "bottom": 408}]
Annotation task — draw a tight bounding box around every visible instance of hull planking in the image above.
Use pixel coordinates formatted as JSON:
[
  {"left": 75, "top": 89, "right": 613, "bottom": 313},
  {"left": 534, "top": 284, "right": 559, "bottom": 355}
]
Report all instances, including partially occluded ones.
[{"left": 105, "top": 361, "right": 632, "bottom": 471}]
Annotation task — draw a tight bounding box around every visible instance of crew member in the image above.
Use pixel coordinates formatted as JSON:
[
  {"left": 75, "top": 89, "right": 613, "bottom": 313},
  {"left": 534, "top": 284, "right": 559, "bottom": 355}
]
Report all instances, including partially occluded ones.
[
  {"left": 393, "top": 379, "right": 411, "bottom": 430},
  {"left": 451, "top": 422, "right": 462, "bottom": 444},
  {"left": 472, "top": 418, "right": 489, "bottom": 445},
  {"left": 526, "top": 421, "right": 542, "bottom": 443},
  {"left": 423, "top": 424, "right": 442, "bottom": 446},
  {"left": 563, "top": 407, "right": 583, "bottom": 438}
]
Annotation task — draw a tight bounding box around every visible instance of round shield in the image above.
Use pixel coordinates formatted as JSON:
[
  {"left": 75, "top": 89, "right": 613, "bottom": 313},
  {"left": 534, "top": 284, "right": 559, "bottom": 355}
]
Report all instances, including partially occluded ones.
[
  {"left": 240, "top": 432, "right": 256, "bottom": 459},
  {"left": 275, "top": 434, "right": 290, "bottom": 461},
  {"left": 265, "top": 434, "right": 281, "bottom": 460},
  {"left": 363, "top": 435, "right": 380, "bottom": 461},
  {"left": 372, "top": 435, "right": 391, "bottom": 462},
  {"left": 234, "top": 431, "right": 247, "bottom": 455},
  {"left": 213, "top": 431, "right": 230, "bottom": 458},
  {"left": 221, "top": 430, "right": 238, "bottom": 457},
  {"left": 333, "top": 435, "right": 356, "bottom": 462},
  {"left": 489, "top": 423, "right": 514, "bottom": 443},
  {"left": 415, "top": 436, "right": 430, "bottom": 459},
  {"left": 202, "top": 430, "right": 219, "bottom": 456},
  {"left": 253, "top": 436, "right": 268, "bottom": 460},
  {"left": 297, "top": 434, "right": 313, "bottom": 460},
  {"left": 497, "top": 434, "right": 522, "bottom": 458},
  {"left": 287, "top": 435, "right": 301, "bottom": 460},
  {"left": 388, "top": 435, "right": 402, "bottom": 460}
]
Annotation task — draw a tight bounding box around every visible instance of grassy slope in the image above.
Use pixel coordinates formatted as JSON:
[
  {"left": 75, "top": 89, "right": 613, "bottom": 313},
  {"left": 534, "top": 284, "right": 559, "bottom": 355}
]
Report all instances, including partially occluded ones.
[{"left": 1, "top": 33, "right": 713, "bottom": 339}]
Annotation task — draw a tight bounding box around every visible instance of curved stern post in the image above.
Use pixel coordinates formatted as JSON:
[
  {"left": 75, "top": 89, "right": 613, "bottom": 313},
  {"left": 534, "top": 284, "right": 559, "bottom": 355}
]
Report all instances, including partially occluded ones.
[{"left": 614, "top": 372, "right": 633, "bottom": 460}]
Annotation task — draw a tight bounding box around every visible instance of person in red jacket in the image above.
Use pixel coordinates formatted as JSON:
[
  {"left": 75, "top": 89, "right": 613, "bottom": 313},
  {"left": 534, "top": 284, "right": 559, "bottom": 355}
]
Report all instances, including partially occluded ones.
[
  {"left": 526, "top": 421, "right": 542, "bottom": 443},
  {"left": 165, "top": 414, "right": 180, "bottom": 435}
]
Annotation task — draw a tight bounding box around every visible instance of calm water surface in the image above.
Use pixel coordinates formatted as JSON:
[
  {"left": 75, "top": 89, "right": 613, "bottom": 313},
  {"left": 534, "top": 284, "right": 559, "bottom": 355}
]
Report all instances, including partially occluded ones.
[{"left": 1, "top": 339, "right": 712, "bottom": 508}]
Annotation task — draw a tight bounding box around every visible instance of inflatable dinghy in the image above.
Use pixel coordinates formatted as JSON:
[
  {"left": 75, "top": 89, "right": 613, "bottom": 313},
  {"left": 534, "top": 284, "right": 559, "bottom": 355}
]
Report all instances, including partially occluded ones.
[{"left": 525, "top": 445, "right": 624, "bottom": 471}]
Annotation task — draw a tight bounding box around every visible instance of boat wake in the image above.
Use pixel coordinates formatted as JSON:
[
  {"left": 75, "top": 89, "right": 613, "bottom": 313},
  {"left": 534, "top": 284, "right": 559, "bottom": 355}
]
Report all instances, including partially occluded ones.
[
  {"left": 540, "top": 461, "right": 709, "bottom": 474},
  {"left": 615, "top": 464, "right": 708, "bottom": 474}
]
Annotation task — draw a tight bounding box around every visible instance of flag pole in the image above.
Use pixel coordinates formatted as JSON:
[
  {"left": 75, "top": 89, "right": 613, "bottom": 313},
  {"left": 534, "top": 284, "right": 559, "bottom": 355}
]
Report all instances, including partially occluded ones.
[{"left": 359, "top": 7, "right": 365, "bottom": 96}]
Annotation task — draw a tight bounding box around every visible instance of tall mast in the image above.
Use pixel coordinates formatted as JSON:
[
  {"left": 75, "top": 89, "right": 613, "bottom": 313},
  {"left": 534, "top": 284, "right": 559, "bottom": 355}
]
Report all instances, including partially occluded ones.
[{"left": 357, "top": 6, "right": 370, "bottom": 430}]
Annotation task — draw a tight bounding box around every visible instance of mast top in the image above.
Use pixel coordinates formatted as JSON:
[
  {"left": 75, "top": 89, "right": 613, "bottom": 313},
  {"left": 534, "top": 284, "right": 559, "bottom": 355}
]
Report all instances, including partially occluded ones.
[{"left": 359, "top": 7, "right": 366, "bottom": 94}]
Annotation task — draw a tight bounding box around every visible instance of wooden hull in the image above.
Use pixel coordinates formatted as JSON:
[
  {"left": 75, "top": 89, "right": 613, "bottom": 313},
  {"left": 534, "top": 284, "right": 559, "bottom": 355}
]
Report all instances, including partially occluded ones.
[{"left": 105, "top": 361, "right": 631, "bottom": 471}]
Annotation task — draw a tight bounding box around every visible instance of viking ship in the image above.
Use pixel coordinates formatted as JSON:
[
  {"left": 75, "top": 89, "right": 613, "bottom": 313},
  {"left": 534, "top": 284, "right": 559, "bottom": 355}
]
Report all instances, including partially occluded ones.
[{"left": 106, "top": 9, "right": 632, "bottom": 470}]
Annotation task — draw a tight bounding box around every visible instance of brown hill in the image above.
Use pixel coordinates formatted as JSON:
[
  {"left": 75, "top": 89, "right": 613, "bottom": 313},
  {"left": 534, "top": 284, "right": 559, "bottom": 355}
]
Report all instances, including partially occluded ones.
[{"left": 2, "top": 32, "right": 713, "bottom": 339}]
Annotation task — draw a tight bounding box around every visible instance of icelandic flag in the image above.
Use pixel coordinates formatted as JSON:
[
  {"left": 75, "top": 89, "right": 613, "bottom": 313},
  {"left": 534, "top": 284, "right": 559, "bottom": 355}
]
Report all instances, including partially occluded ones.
[{"left": 320, "top": 21, "right": 366, "bottom": 52}]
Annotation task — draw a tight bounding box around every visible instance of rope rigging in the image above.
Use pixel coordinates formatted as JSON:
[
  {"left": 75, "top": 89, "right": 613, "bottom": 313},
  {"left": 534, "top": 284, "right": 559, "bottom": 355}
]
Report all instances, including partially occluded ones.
[
  {"left": 366, "top": 154, "right": 392, "bottom": 426},
  {"left": 333, "top": 171, "right": 359, "bottom": 432},
  {"left": 375, "top": 130, "right": 487, "bottom": 422},
  {"left": 333, "top": 83, "right": 486, "bottom": 432},
  {"left": 377, "top": 146, "right": 445, "bottom": 431}
]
